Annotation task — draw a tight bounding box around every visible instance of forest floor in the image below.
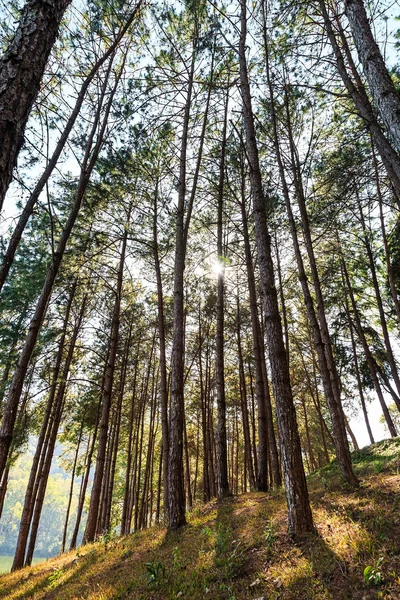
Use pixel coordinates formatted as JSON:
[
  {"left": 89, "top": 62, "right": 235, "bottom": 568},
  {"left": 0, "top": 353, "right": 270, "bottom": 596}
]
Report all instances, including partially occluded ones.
[{"left": 1, "top": 438, "right": 400, "bottom": 600}]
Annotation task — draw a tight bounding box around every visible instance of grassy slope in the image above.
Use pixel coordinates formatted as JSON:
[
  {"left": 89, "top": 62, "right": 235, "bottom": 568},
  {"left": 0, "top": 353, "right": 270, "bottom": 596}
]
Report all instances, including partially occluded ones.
[{"left": 2, "top": 438, "right": 400, "bottom": 600}]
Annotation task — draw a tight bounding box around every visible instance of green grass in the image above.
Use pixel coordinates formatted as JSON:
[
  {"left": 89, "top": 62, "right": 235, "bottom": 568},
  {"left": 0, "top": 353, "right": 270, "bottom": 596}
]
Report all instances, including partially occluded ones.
[{"left": 1, "top": 438, "right": 400, "bottom": 599}]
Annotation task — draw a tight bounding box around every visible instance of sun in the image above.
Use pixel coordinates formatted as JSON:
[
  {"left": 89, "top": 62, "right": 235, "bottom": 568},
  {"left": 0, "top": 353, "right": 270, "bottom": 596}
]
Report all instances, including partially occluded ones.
[{"left": 211, "top": 259, "right": 225, "bottom": 277}]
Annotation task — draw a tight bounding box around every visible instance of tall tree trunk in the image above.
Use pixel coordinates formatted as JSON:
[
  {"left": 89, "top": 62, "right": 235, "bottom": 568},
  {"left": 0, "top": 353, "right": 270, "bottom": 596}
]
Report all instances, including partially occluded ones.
[
  {"left": 69, "top": 423, "right": 97, "bottom": 550},
  {"left": 83, "top": 227, "right": 128, "bottom": 543},
  {"left": 61, "top": 423, "right": 83, "bottom": 553},
  {"left": 238, "top": 165, "right": 269, "bottom": 491},
  {"left": 281, "top": 83, "right": 358, "bottom": 486},
  {"left": 215, "top": 83, "right": 230, "bottom": 499},
  {"left": 344, "top": 0, "right": 400, "bottom": 152},
  {"left": 318, "top": 0, "right": 400, "bottom": 197},
  {"left": 152, "top": 177, "right": 169, "bottom": 517},
  {"left": 341, "top": 256, "right": 398, "bottom": 437},
  {"left": 357, "top": 195, "right": 400, "bottom": 407},
  {"left": 24, "top": 294, "right": 85, "bottom": 566},
  {"left": 199, "top": 314, "right": 210, "bottom": 502},
  {"left": 236, "top": 299, "right": 256, "bottom": 489},
  {"left": 104, "top": 325, "right": 132, "bottom": 532},
  {"left": 168, "top": 36, "right": 214, "bottom": 529},
  {"left": 372, "top": 138, "right": 400, "bottom": 323},
  {"left": 121, "top": 349, "right": 139, "bottom": 535},
  {"left": 0, "top": 0, "right": 71, "bottom": 208},
  {"left": 347, "top": 312, "right": 375, "bottom": 445},
  {"left": 239, "top": 0, "right": 314, "bottom": 536}
]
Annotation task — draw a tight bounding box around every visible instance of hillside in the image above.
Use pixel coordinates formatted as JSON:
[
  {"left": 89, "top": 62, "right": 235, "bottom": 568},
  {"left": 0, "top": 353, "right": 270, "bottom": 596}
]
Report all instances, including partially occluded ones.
[{"left": 1, "top": 439, "right": 400, "bottom": 600}]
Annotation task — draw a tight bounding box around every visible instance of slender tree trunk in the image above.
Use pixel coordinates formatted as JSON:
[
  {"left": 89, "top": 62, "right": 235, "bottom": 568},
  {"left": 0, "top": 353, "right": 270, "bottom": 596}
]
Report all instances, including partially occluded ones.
[
  {"left": 319, "top": 0, "right": 400, "bottom": 197},
  {"left": 0, "top": 463, "right": 10, "bottom": 518},
  {"left": 239, "top": 0, "right": 314, "bottom": 536},
  {"left": 348, "top": 314, "right": 375, "bottom": 445},
  {"left": 134, "top": 388, "right": 146, "bottom": 531},
  {"left": 281, "top": 82, "right": 357, "bottom": 486},
  {"left": 341, "top": 257, "right": 398, "bottom": 437},
  {"left": 198, "top": 311, "right": 209, "bottom": 502},
  {"left": 247, "top": 362, "right": 258, "bottom": 478},
  {"left": 301, "top": 397, "right": 316, "bottom": 472},
  {"left": 344, "top": 0, "right": 400, "bottom": 152},
  {"left": 104, "top": 324, "right": 131, "bottom": 532},
  {"left": 121, "top": 349, "right": 139, "bottom": 535},
  {"left": 61, "top": 423, "right": 83, "bottom": 553},
  {"left": 238, "top": 169, "right": 269, "bottom": 491},
  {"left": 357, "top": 196, "right": 400, "bottom": 407},
  {"left": 345, "top": 417, "right": 359, "bottom": 451},
  {"left": 274, "top": 232, "right": 290, "bottom": 362},
  {"left": 168, "top": 36, "right": 214, "bottom": 529},
  {"left": 69, "top": 426, "right": 97, "bottom": 550},
  {"left": 193, "top": 409, "right": 200, "bottom": 502},
  {"left": 236, "top": 300, "right": 256, "bottom": 489},
  {"left": 152, "top": 178, "right": 170, "bottom": 517},
  {"left": 24, "top": 295, "right": 85, "bottom": 566},
  {"left": 183, "top": 409, "right": 193, "bottom": 508},
  {"left": 215, "top": 83, "right": 230, "bottom": 499},
  {"left": 83, "top": 228, "right": 128, "bottom": 543}
]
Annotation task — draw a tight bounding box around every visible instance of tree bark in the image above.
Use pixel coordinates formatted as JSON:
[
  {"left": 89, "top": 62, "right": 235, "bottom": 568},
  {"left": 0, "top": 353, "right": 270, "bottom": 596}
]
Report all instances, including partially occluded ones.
[
  {"left": 0, "top": 0, "right": 71, "bottom": 208},
  {"left": 281, "top": 82, "right": 358, "bottom": 486},
  {"left": 215, "top": 83, "right": 230, "bottom": 499},
  {"left": 0, "top": 1, "right": 142, "bottom": 291},
  {"left": 344, "top": 0, "right": 400, "bottom": 152},
  {"left": 319, "top": 0, "right": 400, "bottom": 198},
  {"left": 83, "top": 227, "right": 128, "bottom": 543},
  {"left": 152, "top": 178, "right": 170, "bottom": 517},
  {"left": 239, "top": 0, "right": 314, "bottom": 536}
]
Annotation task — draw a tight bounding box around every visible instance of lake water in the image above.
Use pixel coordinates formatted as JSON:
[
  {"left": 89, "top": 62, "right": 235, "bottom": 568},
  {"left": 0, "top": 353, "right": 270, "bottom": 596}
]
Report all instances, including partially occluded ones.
[{"left": 0, "top": 555, "right": 45, "bottom": 574}]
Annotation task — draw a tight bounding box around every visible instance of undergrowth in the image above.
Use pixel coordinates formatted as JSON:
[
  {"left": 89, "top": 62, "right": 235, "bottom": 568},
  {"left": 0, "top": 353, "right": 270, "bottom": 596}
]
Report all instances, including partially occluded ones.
[{"left": 1, "top": 438, "right": 400, "bottom": 600}]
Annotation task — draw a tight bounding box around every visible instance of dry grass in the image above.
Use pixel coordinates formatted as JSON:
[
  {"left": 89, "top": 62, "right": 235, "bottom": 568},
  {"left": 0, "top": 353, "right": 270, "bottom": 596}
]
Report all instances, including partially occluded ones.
[{"left": 2, "top": 438, "right": 400, "bottom": 599}]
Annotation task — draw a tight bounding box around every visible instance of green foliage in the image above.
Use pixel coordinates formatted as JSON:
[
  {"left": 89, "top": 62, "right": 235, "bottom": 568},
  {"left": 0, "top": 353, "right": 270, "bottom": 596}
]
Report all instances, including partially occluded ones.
[
  {"left": 47, "top": 566, "right": 63, "bottom": 587},
  {"left": 215, "top": 523, "right": 231, "bottom": 555},
  {"left": 264, "top": 520, "right": 277, "bottom": 548},
  {"left": 364, "top": 557, "right": 384, "bottom": 586},
  {"left": 144, "top": 560, "right": 166, "bottom": 587}
]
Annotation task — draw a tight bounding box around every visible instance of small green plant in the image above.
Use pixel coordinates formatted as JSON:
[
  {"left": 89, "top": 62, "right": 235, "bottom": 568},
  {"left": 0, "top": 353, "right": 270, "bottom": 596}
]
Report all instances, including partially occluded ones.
[
  {"left": 364, "top": 557, "right": 384, "bottom": 586},
  {"left": 264, "top": 520, "right": 277, "bottom": 548},
  {"left": 215, "top": 523, "right": 231, "bottom": 555},
  {"left": 47, "top": 566, "right": 62, "bottom": 587},
  {"left": 97, "top": 529, "right": 115, "bottom": 548},
  {"left": 202, "top": 525, "right": 214, "bottom": 539},
  {"left": 219, "top": 582, "right": 236, "bottom": 599},
  {"left": 172, "top": 545, "right": 182, "bottom": 570},
  {"left": 225, "top": 540, "right": 245, "bottom": 579},
  {"left": 145, "top": 560, "right": 166, "bottom": 588}
]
